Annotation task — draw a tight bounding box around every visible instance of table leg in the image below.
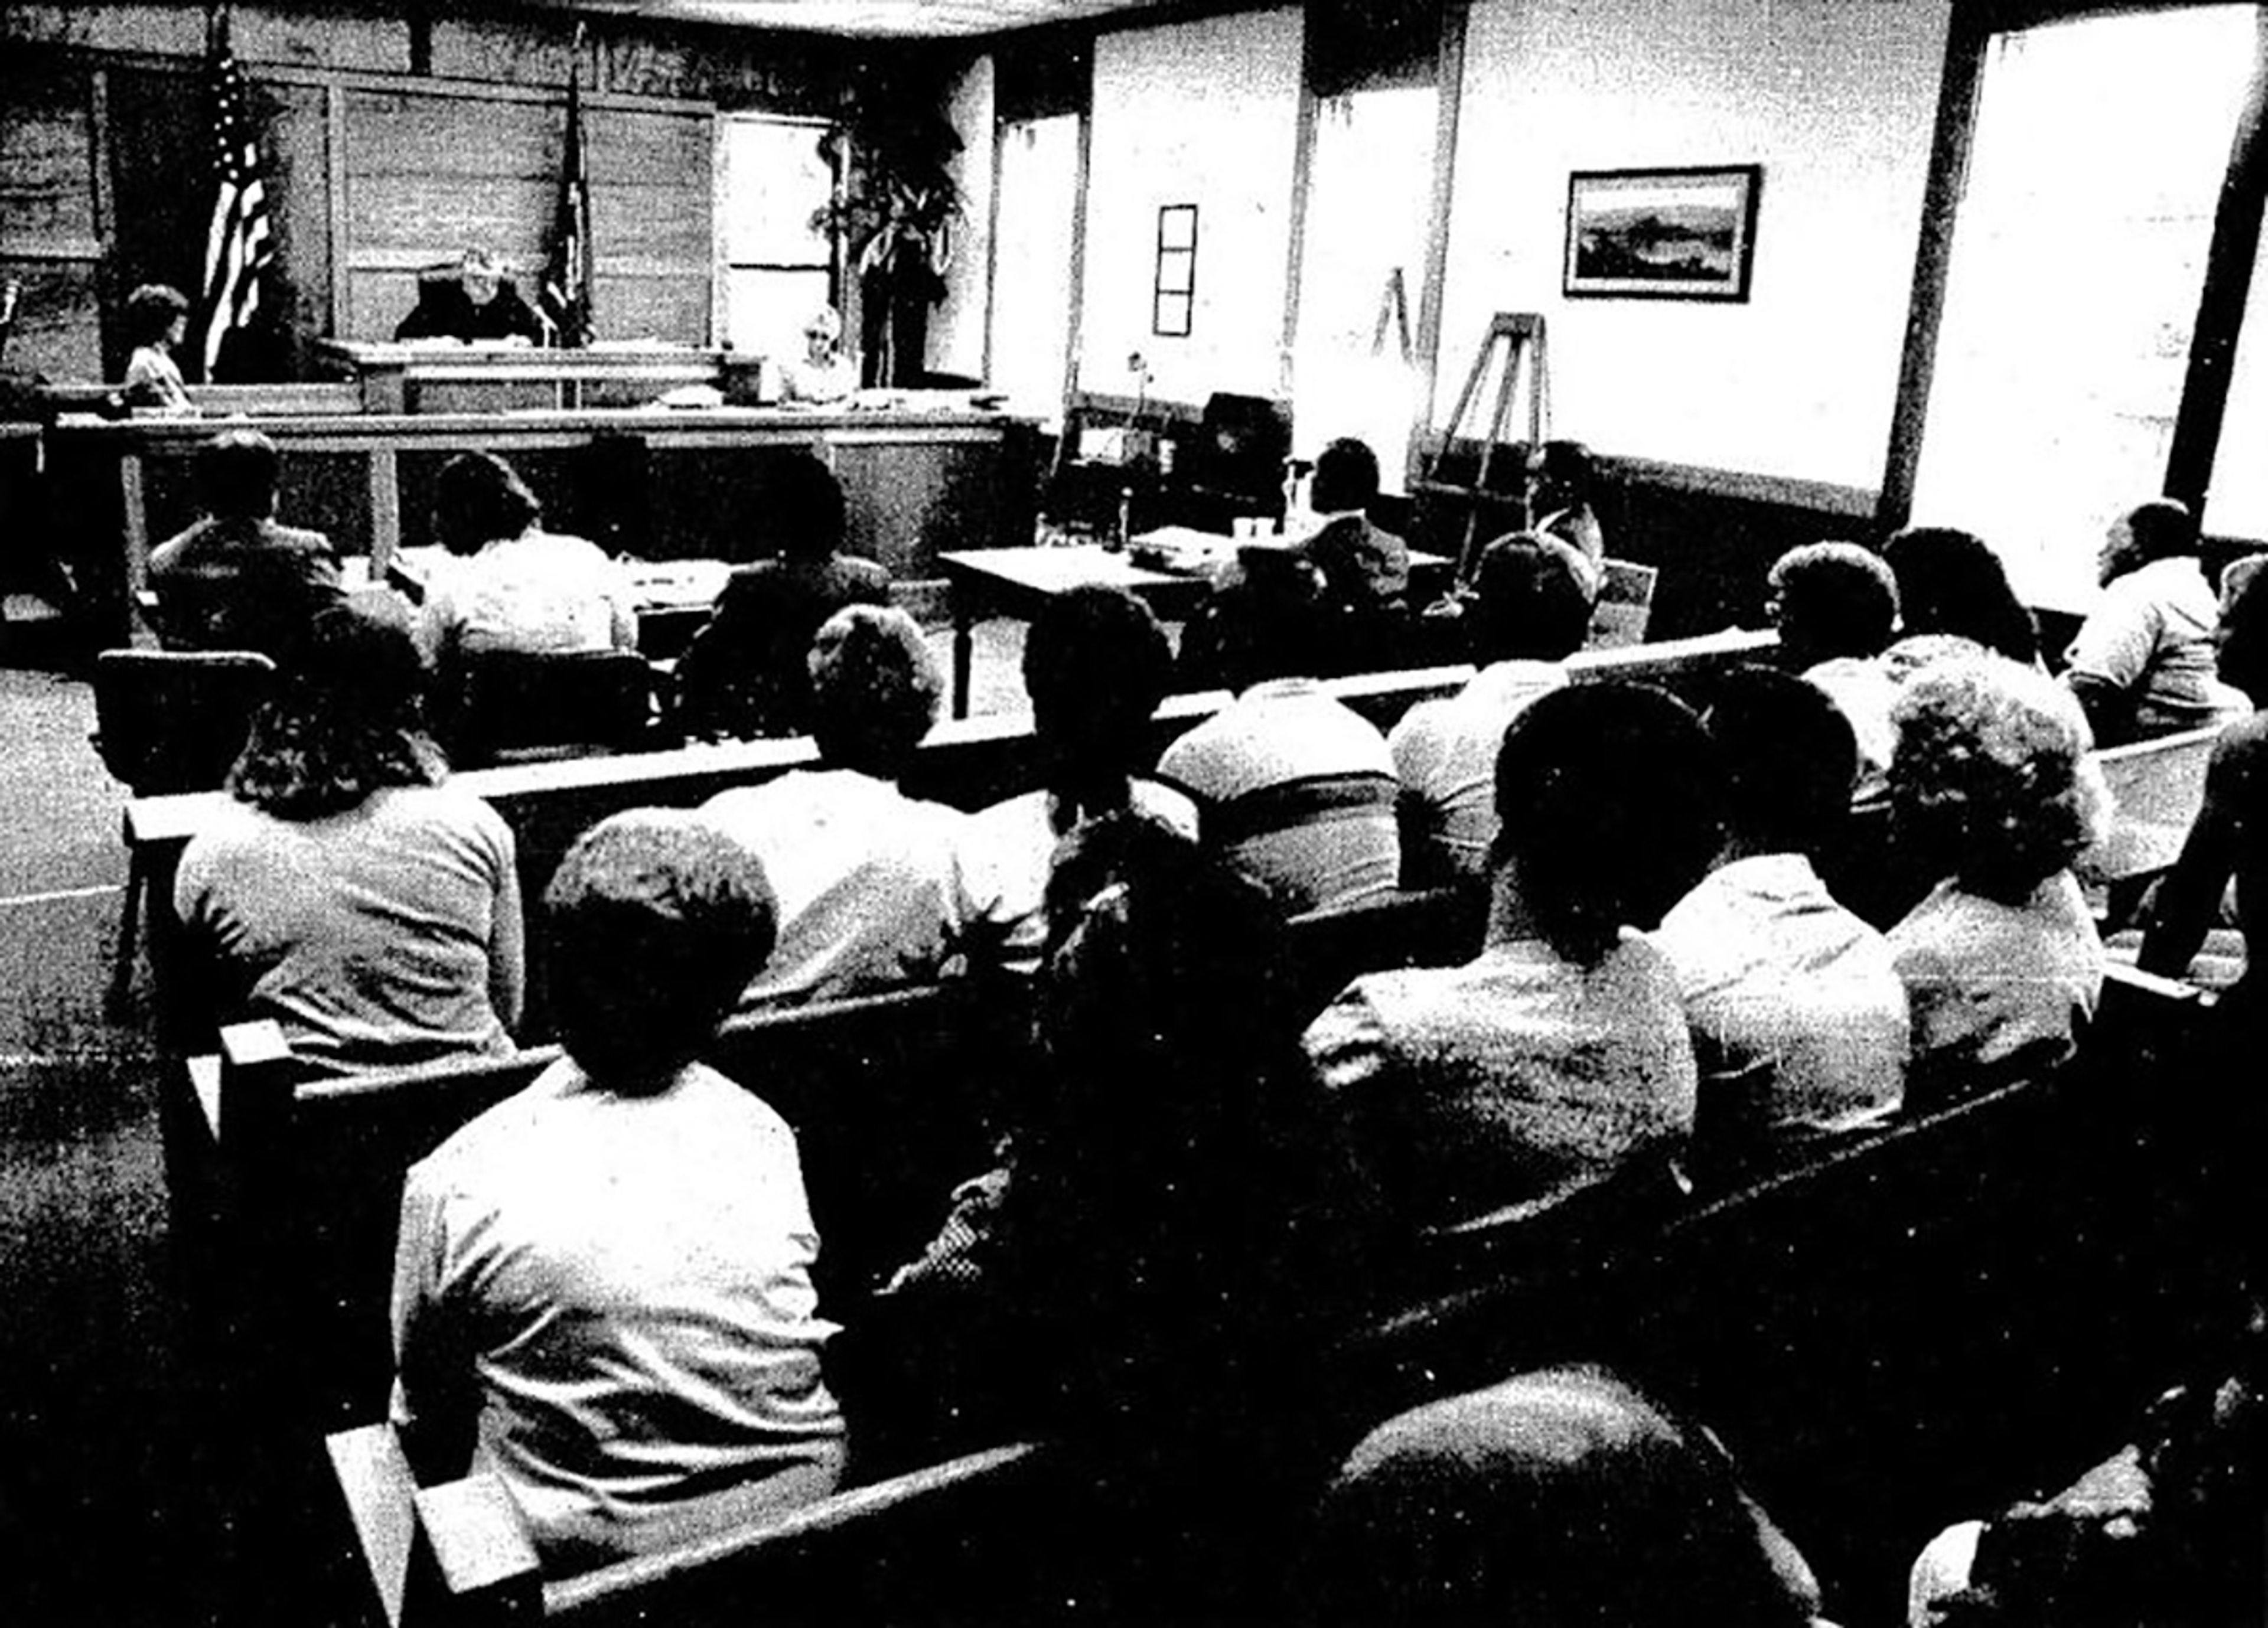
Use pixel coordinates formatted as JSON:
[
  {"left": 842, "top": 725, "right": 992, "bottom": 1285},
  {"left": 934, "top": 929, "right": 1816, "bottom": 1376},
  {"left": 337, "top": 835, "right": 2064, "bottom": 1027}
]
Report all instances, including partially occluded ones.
[{"left": 951, "top": 591, "right": 975, "bottom": 720}]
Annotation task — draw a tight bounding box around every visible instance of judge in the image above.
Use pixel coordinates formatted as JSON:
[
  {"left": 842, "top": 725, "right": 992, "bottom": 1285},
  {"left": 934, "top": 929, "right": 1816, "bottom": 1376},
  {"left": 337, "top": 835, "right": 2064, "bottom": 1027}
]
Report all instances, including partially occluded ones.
[{"left": 394, "top": 247, "right": 545, "bottom": 345}]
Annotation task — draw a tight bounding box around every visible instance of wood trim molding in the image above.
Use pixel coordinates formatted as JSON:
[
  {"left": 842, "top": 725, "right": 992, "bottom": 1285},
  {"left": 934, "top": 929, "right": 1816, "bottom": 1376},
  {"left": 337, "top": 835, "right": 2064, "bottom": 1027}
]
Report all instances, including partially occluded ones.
[
  {"left": 1412, "top": 0, "right": 1467, "bottom": 474},
  {"left": 1606, "top": 454, "right": 1876, "bottom": 518}
]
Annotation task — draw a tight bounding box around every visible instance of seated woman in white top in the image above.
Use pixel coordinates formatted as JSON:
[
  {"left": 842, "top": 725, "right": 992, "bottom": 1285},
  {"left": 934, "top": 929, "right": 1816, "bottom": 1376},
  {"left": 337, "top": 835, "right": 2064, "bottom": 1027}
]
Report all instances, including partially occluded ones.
[
  {"left": 1304, "top": 682, "right": 1723, "bottom": 1235},
  {"left": 174, "top": 592, "right": 523, "bottom": 1074},
  {"left": 1886, "top": 655, "right": 2110, "bottom": 1087},
  {"left": 392, "top": 811, "right": 846, "bottom": 1572},
  {"left": 120, "top": 283, "right": 194, "bottom": 413},
  {"left": 966, "top": 585, "right": 1197, "bottom": 963},
  {"left": 419, "top": 450, "right": 637, "bottom": 662}
]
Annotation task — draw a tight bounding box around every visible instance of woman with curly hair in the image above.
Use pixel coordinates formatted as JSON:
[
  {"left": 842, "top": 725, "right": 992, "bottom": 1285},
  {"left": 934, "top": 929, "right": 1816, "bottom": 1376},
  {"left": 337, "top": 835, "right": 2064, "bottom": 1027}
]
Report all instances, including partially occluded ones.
[
  {"left": 1886, "top": 655, "right": 2108, "bottom": 1082},
  {"left": 174, "top": 592, "right": 523, "bottom": 1074}
]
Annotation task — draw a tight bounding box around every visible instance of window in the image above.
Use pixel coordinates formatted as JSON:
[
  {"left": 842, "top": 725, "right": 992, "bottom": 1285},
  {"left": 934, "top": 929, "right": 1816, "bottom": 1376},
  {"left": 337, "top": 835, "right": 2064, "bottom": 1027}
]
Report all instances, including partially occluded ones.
[
  {"left": 1909, "top": 7, "right": 2259, "bottom": 611},
  {"left": 718, "top": 114, "right": 836, "bottom": 363},
  {"left": 988, "top": 113, "right": 1082, "bottom": 429}
]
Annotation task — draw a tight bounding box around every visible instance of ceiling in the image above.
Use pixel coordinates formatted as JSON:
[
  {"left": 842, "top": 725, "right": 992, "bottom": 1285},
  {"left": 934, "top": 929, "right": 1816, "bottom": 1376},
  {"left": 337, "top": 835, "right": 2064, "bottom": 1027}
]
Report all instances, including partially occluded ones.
[{"left": 510, "top": 0, "right": 1174, "bottom": 38}]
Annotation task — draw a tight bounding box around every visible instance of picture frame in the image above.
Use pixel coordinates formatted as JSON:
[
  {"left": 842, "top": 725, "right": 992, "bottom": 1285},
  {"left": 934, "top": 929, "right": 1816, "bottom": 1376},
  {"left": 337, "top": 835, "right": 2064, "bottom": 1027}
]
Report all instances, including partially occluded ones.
[
  {"left": 1563, "top": 165, "right": 1761, "bottom": 301},
  {"left": 1153, "top": 203, "right": 1197, "bottom": 338}
]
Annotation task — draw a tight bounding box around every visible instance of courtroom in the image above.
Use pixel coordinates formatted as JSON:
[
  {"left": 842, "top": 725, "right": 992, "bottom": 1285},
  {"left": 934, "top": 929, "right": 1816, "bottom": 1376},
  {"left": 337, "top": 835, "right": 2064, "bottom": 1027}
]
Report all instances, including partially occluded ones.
[{"left": 1, "top": 0, "right": 2265, "bottom": 1624}]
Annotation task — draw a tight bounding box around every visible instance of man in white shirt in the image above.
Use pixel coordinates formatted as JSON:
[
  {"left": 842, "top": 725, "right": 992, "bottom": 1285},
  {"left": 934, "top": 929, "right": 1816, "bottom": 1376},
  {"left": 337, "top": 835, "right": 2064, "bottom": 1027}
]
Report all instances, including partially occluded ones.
[
  {"left": 2064, "top": 498, "right": 2249, "bottom": 745},
  {"left": 1651, "top": 666, "right": 1908, "bottom": 1151},
  {"left": 703, "top": 605, "right": 1009, "bottom": 1009},
  {"left": 1159, "top": 555, "right": 1399, "bottom": 914},
  {"left": 1390, "top": 531, "right": 1593, "bottom": 886}
]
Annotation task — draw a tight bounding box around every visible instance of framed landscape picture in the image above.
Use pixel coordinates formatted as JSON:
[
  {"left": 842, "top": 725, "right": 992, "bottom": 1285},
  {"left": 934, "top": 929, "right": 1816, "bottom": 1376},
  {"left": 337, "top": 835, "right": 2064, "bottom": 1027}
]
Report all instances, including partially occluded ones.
[{"left": 1563, "top": 165, "right": 1761, "bottom": 301}]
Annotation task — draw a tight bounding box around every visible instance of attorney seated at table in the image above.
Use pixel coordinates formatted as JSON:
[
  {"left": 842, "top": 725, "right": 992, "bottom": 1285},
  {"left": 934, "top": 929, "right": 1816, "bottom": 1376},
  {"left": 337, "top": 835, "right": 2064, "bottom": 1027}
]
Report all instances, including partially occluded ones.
[
  {"left": 672, "top": 455, "right": 892, "bottom": 739},
  {"left": 419, "top": 450, "right": 638, "bottom": 664},
  {"left": 781, "top": 304, "right": 859, "bottom": 404},
  {"left": 393, "top": 247, "right": 546, "bottom": 345},
  {"left": 148, "top": 427, "right": 344, "bottom": 662}
]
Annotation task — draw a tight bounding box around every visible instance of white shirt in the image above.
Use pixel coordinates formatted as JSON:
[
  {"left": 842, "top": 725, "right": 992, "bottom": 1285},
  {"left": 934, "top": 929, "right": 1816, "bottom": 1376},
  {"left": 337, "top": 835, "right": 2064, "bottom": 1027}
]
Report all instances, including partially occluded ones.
[
  {"left": 391, "top": 1058, "right": 846, "bottom": 1567},
  {"left": 702, "top": 768, "right": 1009, "bottom": 1010},
  {"left": 1303, "top": 933, "right": 1695, "bottom": 1232},
  {"left": 965, "top": 779, "right": 1201, "bottom": 963},
  {"left": 2064, "top": 555, "right": 2249, "bottom": 736},
  {"left": 1889, "top": 872, "right": 2106, "bottom": 1075},
  {"left": 1802, "top": 656, "right": 1901, "bottom": 802},
  {"left": 1389, "top": 660, "right": 1569, "bottom": 883},
  {"left": 425, "top": 530, "right": 638, "bottom": 658},
  {"left": 1158, "top": 677, "right": 1400, "bottom": 914},
  {"left": 1649, "top": 853, "right": 1908, "bottom": 1138}
]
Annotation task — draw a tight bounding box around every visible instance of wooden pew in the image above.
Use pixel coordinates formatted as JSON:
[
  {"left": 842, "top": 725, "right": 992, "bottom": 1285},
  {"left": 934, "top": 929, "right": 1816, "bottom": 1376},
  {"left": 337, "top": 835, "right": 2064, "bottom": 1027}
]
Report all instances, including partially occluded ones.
[
  {"left": 2078, "top": 721, "right": 2224, "bottom": 926},
  {"left": 328, "top": 1422, "right": 1054, "bottom": 1628}
]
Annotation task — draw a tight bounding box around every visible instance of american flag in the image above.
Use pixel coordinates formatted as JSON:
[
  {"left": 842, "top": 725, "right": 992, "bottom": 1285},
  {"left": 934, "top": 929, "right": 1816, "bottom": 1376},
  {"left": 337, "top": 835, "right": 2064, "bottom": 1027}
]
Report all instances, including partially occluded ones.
[
  {"left": 541, "top": 47, "right": 595, "bottom": 348},
  {"left": 197, "top": 6, "right": 273, "bottom": 380}
]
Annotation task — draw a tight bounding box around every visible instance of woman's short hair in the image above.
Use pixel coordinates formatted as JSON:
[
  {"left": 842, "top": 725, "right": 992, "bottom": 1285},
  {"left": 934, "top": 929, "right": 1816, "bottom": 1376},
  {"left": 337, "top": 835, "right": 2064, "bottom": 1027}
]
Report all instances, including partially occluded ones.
[
  {"left": 197, "top": 429, "right": 282, "bottom": 520},
  {"left": 1883, "top": 526, "right": 2039, "bottom": 665},
  {"left": 1889, "top": 655, "right": 2109, "bottom": 904},
  {"left": 1309, "top": 438, "right": 1381, "bottom": 516},
  {"left": 1467, "top": 531, "right": 1595, "bottom": 663},
  {"left": 431, "top": 451, "right": 542, "bottom": 556},
  {"left": 124, "top": 283, "right": 191, "bottom": 347},
  {"left": 1768, "top": 541, "right": 1901, "bottom": 661},
  {"left": 1491, "top": 681, "right": 1723, "bottom": 963},
  {"left": 229, "top": 590, "right": 441, "bottom": 820},
  {"left": 1311, "top": 1365, "right": 1817, "bottom": 1628},
  {"left": 543, "top": 810, "right": 778, "bottom": 1087},
  {"left": 806, "top": 604, "right": 942, "bottom": 777},
  {"left": 1022, "top": 585, "right": 1174, "bottom": 801},
  {"left": 1703, "top": 665, "right": 1859, "bottom": 857},
  {"left": 770, "top": 454, "right": 848, "bottom": 561}
]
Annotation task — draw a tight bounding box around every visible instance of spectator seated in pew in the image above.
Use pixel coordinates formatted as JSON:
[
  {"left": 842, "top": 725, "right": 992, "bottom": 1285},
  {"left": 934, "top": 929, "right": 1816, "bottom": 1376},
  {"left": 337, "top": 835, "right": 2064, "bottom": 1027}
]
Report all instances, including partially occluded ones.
[
  {"left": 146, "top": 428, "right": 344, "bottom": 663},
  {"left": 671, "top": 454, "right": 893, "bottom": 740},
  {"left": 1297, "top": 436, "right": 1412, "bottom": 671},
  {"left": 1881, "top": 525, "right": 2042, "bottom": 673},
  {"left": 703, "top": 605, "right": 1015, "bottom": 1011},
  {"left": 1886, "top": 655, "right": 2109, "bottom": 1088},
  {"left": 966, "top": 585, "right": 1197, "bottom": 966},
  {"left": 2064, "top": 498, "right": 2252, "bottom": 748},
  {"left": 865, "top": 811, "right": 1366, "bottom": 1450},
  {"left": 1161, "top": 553, "right": 1402, "bottom": 915},
  {"left": 390, "top": 810, "right": 848, "bottom": 1574},
  {"left": 1389, "top": 531, "right": 1592, "bottom": 889},
  {"left": 1768, "top": 540, "right": 1905, "bottom": 801},
  {"left": 174, "top": 591, "right": 524, "bottom": 1075},
  {"left": 1526, "top": 439, "right": 1609, "bottom": 598},
  {"left": 2138, "top": 561, "right": 2268, "bottom": 1024},
  {"left": 419, "top": 450, "right": 639, "bottom": 673},
  {"left": 1650, "top": 666, "right": 1908, "bottom": 1154},
  {"left": 1302, "top": 682, "right": 1722, "bottom": 1235},
  {"left": 1309, "top": 1365, "right": 1829, "bottom": 1628}
]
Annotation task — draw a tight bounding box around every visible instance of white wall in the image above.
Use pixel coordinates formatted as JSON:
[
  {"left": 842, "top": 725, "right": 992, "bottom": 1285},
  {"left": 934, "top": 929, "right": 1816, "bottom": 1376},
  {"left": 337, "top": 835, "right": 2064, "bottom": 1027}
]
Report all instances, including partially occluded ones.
[
  {"left": 927, "top": 54, "right": 996, "bottom": 382},
  {"left": 1078, "top": 6, "right": 1305, "bottom": 404},
  {"left": 1436, "top": 0, "right": 1950, "bottom": 491}
]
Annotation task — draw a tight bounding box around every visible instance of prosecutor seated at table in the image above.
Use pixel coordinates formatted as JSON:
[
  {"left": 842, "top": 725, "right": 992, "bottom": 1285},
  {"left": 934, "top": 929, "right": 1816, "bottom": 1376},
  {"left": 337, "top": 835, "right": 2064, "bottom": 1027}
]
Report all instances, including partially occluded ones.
[{"left": 393, "top": 247, "right": 545, "bottom": 346}]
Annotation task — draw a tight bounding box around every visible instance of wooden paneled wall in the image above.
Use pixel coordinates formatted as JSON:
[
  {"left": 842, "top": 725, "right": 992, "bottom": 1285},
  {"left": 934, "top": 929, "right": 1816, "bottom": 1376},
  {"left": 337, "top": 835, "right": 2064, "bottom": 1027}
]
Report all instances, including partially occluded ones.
[{"left": 0, "top": 2, "right": 874, "bottom": 383}]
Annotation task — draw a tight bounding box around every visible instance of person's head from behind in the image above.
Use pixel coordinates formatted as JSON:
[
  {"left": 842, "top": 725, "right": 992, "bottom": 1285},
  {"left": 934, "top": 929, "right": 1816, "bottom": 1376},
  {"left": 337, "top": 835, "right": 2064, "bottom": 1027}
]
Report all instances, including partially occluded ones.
[
  {"left": 432, "top": 451, "right": 540, "bottom": 556},
  {"left": 1023, "top": 585, "right": 1175, "bottom": 809},
  {"left": 1704, "top": 665, "right": 1858, "bottom": 862},
  {"left": 1207, "top": 549, "right": 1327, "bottom": 691},
  {"left": 770, "top": 454, "right": 849, "bottom": 563},
  {"left": 457, "top": 247, "right": 503, "bottom": 309},
  {"left": 1767, "top": 541, "right": 1900, "bottom": 667},
  {"left": 1889, "top": 655, "right": 2107, "bottom": 906},
  {"left": 806, "top": 603, "right": 941, "bottom": 779},
  {"left": 1526, "top": 439, "right": 1596, "bottom": 517},
  {"left": 544, "top": 810, "right": 778, "bottom": 1090},
  {"left": 1311, "top": 1365, "right": 1819, "bottom": 1628},
  {"left": 2100, "top": 497, "right": 2198, "bottom": 586},
  {"left": 1883, "top": 525, "right": 2039, "bottom": 665},
  {"left": 1491, "top": 682, "right": 1722, "bottom": 964},
  {"left": 1309, "top": 437, "right": 1381, "bottom": 518},
  {"left": 197, "top": 429, "right": 282, "bottom": 521},
  {"left": 1467, "top": 531, "right": 1594, "bottom": 664},
  {"left": 2219, "top": 560, "right": 2268, "bottom": 704},
  {"left": 230, "top": 590, "right": 439, "bottom": 820},
  {"left": 125, "top": 283, "right": 190, "bottom": 351}
]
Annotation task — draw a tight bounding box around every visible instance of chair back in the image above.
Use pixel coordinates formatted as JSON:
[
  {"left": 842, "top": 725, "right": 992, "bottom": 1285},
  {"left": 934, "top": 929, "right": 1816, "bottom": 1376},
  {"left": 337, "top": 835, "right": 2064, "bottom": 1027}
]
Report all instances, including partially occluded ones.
[
  {"left": 1585, "top": 557, "right": 1658, "bottom": 649},
  {"left": 442, "top": 648, "right": 653, "bottom": 767},
  {"left": 91, "top": 648, "right": 276, "bottom": 795},
  {"left": 1187, "top": 393, "right": 1292, "bottom": 507},
  {"left": 2080, "top": 723, "right": 2222, "bottom": 889}
]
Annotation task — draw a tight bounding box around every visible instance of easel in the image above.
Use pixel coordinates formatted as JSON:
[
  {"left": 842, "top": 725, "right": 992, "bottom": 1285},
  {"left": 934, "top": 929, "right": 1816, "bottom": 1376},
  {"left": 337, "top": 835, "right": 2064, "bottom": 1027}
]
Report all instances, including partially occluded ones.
[{"left": 1418, "top": 311, "right": 1549, "bottom": 582}]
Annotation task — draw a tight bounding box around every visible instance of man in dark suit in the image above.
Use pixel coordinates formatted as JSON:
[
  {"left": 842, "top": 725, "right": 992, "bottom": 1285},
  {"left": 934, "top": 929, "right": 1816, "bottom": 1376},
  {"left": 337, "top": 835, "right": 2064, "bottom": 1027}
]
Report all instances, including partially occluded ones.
[
  {"left": 394, "top": 247, "right": 546, "bottom": 344},
  {"left": 147, "top": 429, "right": 344, "bottom": 660}
]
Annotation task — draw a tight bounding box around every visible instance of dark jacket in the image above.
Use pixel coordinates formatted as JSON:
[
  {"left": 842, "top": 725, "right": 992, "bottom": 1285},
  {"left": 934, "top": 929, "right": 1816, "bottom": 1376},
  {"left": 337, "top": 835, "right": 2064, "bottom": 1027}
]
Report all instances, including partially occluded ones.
[{"left": 394, "top": 279, "right": 546, "bottom": 344}]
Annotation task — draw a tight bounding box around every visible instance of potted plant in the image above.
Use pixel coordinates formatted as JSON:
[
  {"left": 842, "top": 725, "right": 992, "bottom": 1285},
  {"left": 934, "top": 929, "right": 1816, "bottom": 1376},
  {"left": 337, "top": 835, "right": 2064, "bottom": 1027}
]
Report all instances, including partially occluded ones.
[{"left": 812, "top": 97, "right": 963, "bottom": 388}]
